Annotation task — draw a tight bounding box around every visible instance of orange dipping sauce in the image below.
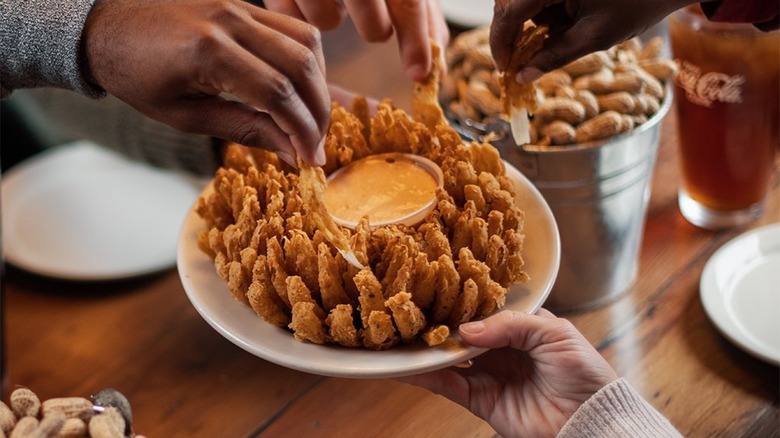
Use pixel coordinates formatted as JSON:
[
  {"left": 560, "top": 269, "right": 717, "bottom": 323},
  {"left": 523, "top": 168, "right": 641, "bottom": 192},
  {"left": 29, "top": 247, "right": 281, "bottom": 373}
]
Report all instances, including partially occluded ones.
[{"left": 324, "top": 153, "right": 443, "bottom": 228}]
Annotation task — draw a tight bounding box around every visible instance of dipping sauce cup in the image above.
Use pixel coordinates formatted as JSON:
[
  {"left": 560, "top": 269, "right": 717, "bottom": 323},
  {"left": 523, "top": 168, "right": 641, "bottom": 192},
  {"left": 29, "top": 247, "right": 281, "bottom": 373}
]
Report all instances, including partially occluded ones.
[{"left": 324, "top": 153, "right": 443, "bottom": 229}]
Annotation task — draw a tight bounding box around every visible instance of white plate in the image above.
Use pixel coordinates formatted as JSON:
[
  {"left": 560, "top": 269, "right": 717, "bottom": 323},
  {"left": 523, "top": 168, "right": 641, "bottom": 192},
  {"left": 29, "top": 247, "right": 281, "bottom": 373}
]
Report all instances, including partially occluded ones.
[
  {"left": 177, "top": 161, "right": 560, "bottom": 378},
  {"left": 700, "top": 223, "right": 780, "bottom": 365},
  {"left": 441, "top": 0, "right": 493, "bottom": 28},
  {"left": 1, "top": 141, "right": 204, "bottom": 281}
]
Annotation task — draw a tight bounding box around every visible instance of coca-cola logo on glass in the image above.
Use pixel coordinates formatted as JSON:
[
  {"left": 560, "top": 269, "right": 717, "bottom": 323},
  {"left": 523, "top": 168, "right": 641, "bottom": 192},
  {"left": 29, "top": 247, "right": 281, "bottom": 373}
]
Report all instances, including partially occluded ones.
[{"left": 674, "top": 59, "right": 745, "bottom": 107}]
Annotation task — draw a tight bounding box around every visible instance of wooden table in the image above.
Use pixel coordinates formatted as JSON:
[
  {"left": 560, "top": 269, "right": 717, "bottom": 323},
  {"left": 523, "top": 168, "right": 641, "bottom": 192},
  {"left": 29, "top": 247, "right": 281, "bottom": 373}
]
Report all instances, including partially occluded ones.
[{"left": 3, "top": 20, "right": 779, "bottom": 438}]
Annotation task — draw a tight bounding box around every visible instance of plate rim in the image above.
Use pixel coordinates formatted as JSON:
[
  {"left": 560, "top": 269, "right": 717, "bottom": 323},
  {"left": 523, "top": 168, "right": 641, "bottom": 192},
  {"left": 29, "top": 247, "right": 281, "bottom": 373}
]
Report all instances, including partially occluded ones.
[
  {"left": 1, "top": 140, "right": 201, "bottom": 281},
  {"left": 700, "top": 222, "right": 780, "bottom": 366},
  {"left": 177, "top": 161, "right": 560, "bottom": 378},
  {"left": 441, "top": 0, "right": 493, "bottom": 28}
]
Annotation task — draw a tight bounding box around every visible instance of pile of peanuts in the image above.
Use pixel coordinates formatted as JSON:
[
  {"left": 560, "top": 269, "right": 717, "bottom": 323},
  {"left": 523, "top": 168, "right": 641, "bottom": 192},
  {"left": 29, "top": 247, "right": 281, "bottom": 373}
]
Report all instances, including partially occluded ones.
[
  {"left": 442, "top": 26, "right": 678, "bottom": 145},
  {"left": 0, "top": 387, "right": 143, "bottom": 438}
]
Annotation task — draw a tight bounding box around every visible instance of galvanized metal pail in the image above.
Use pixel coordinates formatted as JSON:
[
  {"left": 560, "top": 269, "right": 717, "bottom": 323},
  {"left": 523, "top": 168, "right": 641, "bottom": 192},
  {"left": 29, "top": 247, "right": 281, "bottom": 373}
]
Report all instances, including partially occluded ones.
[{"left": 449, "top": 89, "right": 672, "bottom": 311}]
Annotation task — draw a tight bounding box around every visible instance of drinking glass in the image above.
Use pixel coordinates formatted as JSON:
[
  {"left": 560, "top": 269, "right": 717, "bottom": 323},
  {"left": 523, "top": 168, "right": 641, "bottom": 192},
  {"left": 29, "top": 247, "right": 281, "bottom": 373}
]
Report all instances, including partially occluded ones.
[{"left": 668, "top": 6, "right": 779, "bottom": 230}]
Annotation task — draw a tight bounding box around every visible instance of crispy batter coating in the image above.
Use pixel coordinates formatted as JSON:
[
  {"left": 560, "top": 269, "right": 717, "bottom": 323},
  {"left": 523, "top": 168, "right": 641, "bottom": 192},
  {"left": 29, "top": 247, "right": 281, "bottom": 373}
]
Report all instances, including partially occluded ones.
[
  {"left": 386, "top": 292, "right": 426, "bottom": 343},
  {"left": 298, "top": 162, "right": 363, "bottom": 269},
  {"left": 290, "top": 302, "right": 327, "bottom": 344},
  {"left": 324, "top": 103, "right": 371, "bottom": 175},
  {"left": 195, "top": 48, "right": 530, "bottom": 349},
  {"left": 432, "top": 254, "right": 460, "bottom": 323},
  {"left": 421, "top": 325, "right": 450, "bottom": 347},
  {"left": 464, "top": 184, "right": 487, "bottom": 216},
  {"left": 449, "top": 278, "right": 479, "bottom": 326},
  {"left": 247, "top": 255, "right": 290, "bottom": 327},
  {"left": 287, "top": 276, "right": 314, "bottom": 305},
  {"left": 412, "top": 44, "right": 447, "bottom": 130},
  {"left": 318, "top": 242, "right": 353, "bottom": 311},
  {"left": 466, "top": 142, "right": 505, "bottom": 176},
  {"left": 419, "top": 223, "right": 452, "bottom": 261},
  {"left": 457, "top": 247, "right": 507, "bottom": 317},
  {"left": 502, "top": 23, "right": 549, "bottom": 145},
  {"left": 354, "top": 268, "right": 386, "bottom": 328},
  {"left": 266, "top": 236, "right": 290, "bottom": 309},
  {"left": 226, "top": 260, "right": 251, "bottom": 305},
  {"left": 502, "top": 24, "right": 547, "bottom": 115},
  {"left": 285, "top": 230, "right": 319, "bottom": 293},
  {"left": 504, "top": 229, "right": 530, "bottom": 284},
  {"left": 325, "top": 304, "right": 361, "bottom": 347},
  {"left": 410, "top": 253, "right": 437, "bottom": 309},
  {"left": 363, "top": 310, "right": 399, "bottom": 350},
  {"left": 485, "top": 234, "right": 509, "bottom": 285},
  {"left": 380, "top": 236, "right": 416, "bottom": 298}
]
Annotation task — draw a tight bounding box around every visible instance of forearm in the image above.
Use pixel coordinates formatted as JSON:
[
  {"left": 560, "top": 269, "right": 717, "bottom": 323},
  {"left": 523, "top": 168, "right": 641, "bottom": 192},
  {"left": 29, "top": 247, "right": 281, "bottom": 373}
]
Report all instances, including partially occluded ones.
[
  {"left": 557, "top": 378, "right": 682, "bottom": 438},
  {"left": 0, "top": 0, "right": 103, "bottom": 98}
]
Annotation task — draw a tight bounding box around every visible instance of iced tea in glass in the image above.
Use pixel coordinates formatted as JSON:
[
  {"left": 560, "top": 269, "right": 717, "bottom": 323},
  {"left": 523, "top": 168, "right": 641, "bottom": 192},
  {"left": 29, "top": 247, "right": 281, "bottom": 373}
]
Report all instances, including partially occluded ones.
[{"left": 669, "top": 6, "right": 779, "bottom": 229}]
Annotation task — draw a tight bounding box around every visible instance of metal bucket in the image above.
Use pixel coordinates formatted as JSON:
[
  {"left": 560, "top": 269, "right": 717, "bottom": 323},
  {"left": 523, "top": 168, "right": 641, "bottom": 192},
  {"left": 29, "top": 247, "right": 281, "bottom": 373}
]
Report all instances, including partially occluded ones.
[{"left": 448, "top": 89, "right": 672, "bottom": 312}]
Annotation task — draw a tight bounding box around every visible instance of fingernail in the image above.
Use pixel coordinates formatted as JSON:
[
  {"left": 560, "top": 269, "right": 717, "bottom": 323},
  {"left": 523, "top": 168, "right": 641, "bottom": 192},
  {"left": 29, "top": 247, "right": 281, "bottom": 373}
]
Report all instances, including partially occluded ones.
[
  {"left": 314, "top": 137, "right": 327, "bottom": 166},
  {"left": 460, "top": 320, "right": 485, "bottom": 335},
  {"left": 516, "top": 67, "right": 543, "bottom": 84},
  {"left": 406, "top": 64, "right": 428, "bottom": 82},
  {"left": 276, "top": 150, "right": 297, "bottom": 168}
]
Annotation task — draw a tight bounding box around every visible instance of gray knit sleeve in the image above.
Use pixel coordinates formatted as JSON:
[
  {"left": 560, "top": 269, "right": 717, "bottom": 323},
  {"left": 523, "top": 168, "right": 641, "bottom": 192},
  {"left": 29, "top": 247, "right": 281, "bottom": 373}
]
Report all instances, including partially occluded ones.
[
  {"left": 557, "top": 378, "right": 683, "bottom": 438},
  {"left": 1, "top": 0, "right": 103, "bottom": 98}
]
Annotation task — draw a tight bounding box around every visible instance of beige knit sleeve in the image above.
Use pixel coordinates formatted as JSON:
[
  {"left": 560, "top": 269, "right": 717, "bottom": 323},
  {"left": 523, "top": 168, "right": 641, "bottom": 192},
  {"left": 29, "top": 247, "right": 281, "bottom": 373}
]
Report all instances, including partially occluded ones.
[{"left": 558, "top": 378, "right": 683, "bottom": 438}]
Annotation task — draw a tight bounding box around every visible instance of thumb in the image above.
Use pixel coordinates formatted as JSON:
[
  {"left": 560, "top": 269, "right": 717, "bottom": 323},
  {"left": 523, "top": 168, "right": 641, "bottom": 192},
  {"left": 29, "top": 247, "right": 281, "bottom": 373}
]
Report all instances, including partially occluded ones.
[{"left": 458, "top": 309, "right": 574, "bottom": 351}]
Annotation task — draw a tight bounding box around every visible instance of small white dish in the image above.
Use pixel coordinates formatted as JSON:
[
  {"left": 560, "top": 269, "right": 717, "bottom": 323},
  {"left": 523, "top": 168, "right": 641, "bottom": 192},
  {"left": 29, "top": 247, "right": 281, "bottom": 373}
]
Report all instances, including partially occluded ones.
[
  {"left": 1, "top": 141, "right": 204, "bottom": 281},
  {"left": 441, "top": 0, "right": 493, "bottom": 28},
  {"left": 700, "top": 222, "right": 780, "bottom": 365},
  {"left": 177, "top": 161, "right": 560, "bottom": 378}
]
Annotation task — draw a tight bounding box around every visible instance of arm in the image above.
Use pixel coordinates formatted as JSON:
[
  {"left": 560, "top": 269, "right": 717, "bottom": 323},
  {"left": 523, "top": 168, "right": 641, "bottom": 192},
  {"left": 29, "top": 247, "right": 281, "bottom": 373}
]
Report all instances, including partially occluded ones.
[
  {"left": 81, "top": 0, "right": 330, "bottom": 166},
  {"left": 558, "top": 379, "right": 682, "bottom": 438},
  {"left": 399, "top": 309, "right": 682, "bottom": 438},
  {"left": 6, "top": 84, "right": 376, "bottom": 177},
  {"left": 399, "top": 309, "right": 619, "bottom": 437},
  {"left": 3, "top": 0, "right": 331, "bottom": 166}
]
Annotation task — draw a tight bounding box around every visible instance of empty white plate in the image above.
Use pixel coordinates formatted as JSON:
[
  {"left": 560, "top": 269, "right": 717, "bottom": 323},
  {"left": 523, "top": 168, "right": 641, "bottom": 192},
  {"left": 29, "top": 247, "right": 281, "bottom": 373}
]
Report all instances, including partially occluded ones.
[
  {"left": 1, "top": 141, "right": 204, "bottom": 281},
  {"left": 700, "top": 222, "right": 780, "bottom": 365}
]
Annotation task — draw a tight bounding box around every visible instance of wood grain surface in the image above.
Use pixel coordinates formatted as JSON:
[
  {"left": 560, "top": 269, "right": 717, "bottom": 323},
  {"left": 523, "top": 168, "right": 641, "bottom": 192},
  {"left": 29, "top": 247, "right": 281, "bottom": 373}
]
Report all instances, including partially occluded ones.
[{"left": 3, "top": 19, "right": 778, "bottom": 438}]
